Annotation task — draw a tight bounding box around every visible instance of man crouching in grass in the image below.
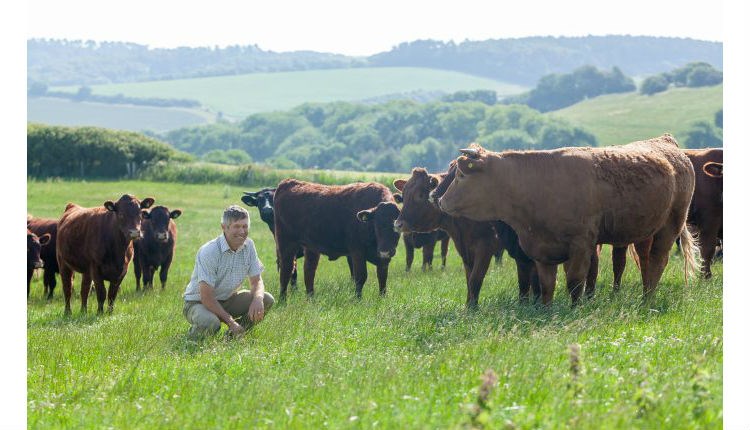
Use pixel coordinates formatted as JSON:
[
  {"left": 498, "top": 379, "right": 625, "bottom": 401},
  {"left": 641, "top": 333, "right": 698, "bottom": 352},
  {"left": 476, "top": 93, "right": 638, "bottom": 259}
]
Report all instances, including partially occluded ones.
[{"left": 183, "top": 205, "right": 274, "bottom": 340}]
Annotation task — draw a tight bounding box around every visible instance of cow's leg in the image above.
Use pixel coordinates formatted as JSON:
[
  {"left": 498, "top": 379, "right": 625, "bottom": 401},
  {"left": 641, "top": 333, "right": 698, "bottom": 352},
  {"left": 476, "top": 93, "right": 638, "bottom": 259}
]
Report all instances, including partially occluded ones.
[
  {"left": 697, "top": 223, "right": 720, "bottom": 279},
  {"left": 494, "top": 247, "right": 505, "bottom": 266},
  {"left": 107, "top": 280, "right": 122, "bottom": 313},
  {"left": 133, "top": 251, "right": 142, "bottom": 291},
  {"left": 643, "top": 229, "right": 680, "bottom": 301},
  {"left": 565, "top": 246, "right": 594, "bottom": 306},
  {"left": 612, "top": 245, "right": 628, "bottom": 291},
  {"left": 27, "top": 268, "right": 33, "bottom": 298},
  {"left": 530, "top": 264, "right": 541, "bottom": 303},
  {"left": 466, "top": 244, "right": 493, "bottom": 309},
  {"left": 346, "top": 256, "right": 354, "bottom": 280},
  {"left": 535, "top": 262, "right": 558, "bottom": 306},
  {"left": 440, "top": 237, "right": 449, "bottom": 269},
  {"left": 60, "top": 264, "right": 74, "bottom": 315},
  {"left": 422, "top": 240, "right": 436, "bottom": 271},
  {"left": 277, "top": 240, "right": 299, "bottom": 301},
  {"left": 160, "top": 254, "right": 173, "bottom": 289},
  {"left": 144, "top": 264, "right": 156, "bottom": 290},
  {"left": 351, "top": 252, "right": 368, "bottom": 298},
  {"left": 515, "top": 257, "right": 534, "bottom": 304},
  {"left": 376, "top": 259, "right": 389, "bottom": 296},
  {"left": 43, "top": 268, "right": 56, "bottom": 300},
  {"left": 303, "top": 249, "right": 321, "bottom": 298},
  {"left": 82, "top": 270, "right": 97, "bottom": 314},
  {"left": 634, "top": 237, "right": 654, "bottom": 300},
  {"left": 584, "top": 245, "right": 600, "bottom": 299},
  {"left": 404, "top": 241, "right": 414, "bottom": 272}
]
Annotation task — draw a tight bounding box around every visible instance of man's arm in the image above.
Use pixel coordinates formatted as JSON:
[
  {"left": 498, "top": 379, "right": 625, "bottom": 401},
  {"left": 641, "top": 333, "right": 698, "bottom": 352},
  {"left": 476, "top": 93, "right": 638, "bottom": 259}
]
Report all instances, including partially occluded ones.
[
  {"left": 247, "top": 274, "right": 266, "bottom": 323},
  {"left": 199, "top": 281, "right": 244, "bottom": 335}
]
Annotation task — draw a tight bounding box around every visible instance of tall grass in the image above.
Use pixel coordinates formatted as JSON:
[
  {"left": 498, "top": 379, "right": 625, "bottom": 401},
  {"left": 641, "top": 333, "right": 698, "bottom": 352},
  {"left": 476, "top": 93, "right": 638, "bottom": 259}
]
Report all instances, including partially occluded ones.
[{"left": 27, "top": 180, "right": 722, "bottom": 429}]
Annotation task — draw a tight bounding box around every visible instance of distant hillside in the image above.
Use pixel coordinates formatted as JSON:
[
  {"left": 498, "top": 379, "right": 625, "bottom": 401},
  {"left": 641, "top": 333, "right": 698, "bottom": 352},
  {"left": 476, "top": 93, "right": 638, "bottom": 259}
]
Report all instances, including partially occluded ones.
[
  {"left": 44, "top": 67, "right": 526, "bottom": 120},
  {"left": 28, "top": 36, "right": 721, "bottom": 87},
  {"left": 548, "top": 84, "right": 723, "bottom": 147}
]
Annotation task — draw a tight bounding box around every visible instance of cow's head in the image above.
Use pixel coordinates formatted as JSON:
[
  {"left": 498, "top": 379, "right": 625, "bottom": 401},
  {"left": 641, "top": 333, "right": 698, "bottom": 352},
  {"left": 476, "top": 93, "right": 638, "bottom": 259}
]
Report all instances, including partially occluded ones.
[
  {"left": 357, "top": 201, "right": 401, "bottom": 259},
  {"left": 27, "top": 229, "right": 50, "bottom": 269},
  {"left": 104, "top": 194, "right": 155, "bottom": 240},
  {"left": 438, "top": 144, "right": 497, "bottom": 221},
  {"left": 393, "top": 168, "right": 443, "bottom": 233},
  {"left": 143, "top": 206, "right": 181, "bottom": 243},
  {"left": 703, "top": 161, "right": 723, "bottom": 178},
  {"left": 241, "top": 188, "right": 276, "bottom": 233}
]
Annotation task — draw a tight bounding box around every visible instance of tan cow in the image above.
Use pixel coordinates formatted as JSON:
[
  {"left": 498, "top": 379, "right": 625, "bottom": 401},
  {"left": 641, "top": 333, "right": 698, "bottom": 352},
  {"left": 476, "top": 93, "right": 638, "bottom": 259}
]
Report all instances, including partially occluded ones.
[{"left": 438, "top": 134, "right": 699, "bottom": 305}]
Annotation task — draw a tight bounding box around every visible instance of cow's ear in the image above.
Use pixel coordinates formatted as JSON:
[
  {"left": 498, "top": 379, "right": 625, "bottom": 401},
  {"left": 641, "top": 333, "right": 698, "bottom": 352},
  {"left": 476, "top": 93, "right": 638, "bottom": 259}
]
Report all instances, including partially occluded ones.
[
  {"left": 140, "top": 197, "right": 155, "bottom": 209},
  {"left": 170, "top": 209, "right": 183, "bottom": 219},
  {"left": 456, "top": 155, "right": 485, "bottom": 175},
  {"left": 393, "top": 193, "right": 403, "bottom": 204},
  {"left": 428, "top": 176, "right": 439, "bottom": 190},
  {"left": 104, "top": 201, "right": 116, "bottom": 211},
  {"left": 357, "top": 209, "right": 373, "bottom": 222},
  {"left": 393, "top": 179, "right": 407, "bottom": 192},
  {"left": 703, "top": 161, "right": 723, "bottom": 178},
  {"left": 141, "top": 210, "right": 150, "bottom": 219},
  {"left": 241, "top": 194, "right": 258, "bottom": 207},
  {"left": 38, "top": 233, "right": 51, "bottom": 246}
]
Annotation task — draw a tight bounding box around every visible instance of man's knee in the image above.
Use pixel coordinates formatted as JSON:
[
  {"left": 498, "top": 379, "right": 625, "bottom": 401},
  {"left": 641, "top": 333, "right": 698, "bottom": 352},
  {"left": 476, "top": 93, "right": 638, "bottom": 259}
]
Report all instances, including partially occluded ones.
[
  {"left": 186, "top": 304, "right": 222, "bottom": 339},
  {"left": 263, "top": 291, "right": 275, "bottom": 311}
]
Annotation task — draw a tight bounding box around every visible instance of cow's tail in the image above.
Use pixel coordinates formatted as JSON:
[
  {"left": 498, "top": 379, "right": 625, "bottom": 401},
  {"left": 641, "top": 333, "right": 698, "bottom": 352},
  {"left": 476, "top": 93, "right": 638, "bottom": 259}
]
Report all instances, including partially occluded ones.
[
  {"left": 627, "top": 243, "right": 641, "bottom": 271},
  {"left": 679, "top": 224, "right": 701, "bottom": 287}
]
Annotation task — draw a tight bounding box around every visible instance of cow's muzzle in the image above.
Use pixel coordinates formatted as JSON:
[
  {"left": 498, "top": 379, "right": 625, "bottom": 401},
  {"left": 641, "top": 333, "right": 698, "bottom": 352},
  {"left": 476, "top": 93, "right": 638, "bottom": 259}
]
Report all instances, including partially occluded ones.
[
  {"left": 379, "top": 250, "right": 396, "bottom": 259},
  {"left": 33, "top": 261, "right": 44, "bottom": 269},
  {"left": 156, "top": 232, "right": 169, "bottom": 242},
  {"left": 128, "top": 229, "right": 142, "bottom": 240}
]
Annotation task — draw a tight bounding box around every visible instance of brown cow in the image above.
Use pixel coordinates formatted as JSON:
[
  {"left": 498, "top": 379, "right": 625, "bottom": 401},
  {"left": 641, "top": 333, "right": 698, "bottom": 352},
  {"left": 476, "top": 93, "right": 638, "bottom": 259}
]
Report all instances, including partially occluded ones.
[
  {"left": 273, "top": 179, "right": 401, "bottom": 299},
  {"left": 684, "top": 149, "right": 723, "bottom": 278},
  {"left": 438, "top": 134, "right": 698, "bottom": 305},
  {"left": 133, "top": 206, "right": 181, "bottom": 290},
  {"left": 401, "top": 230, "right": 450, "bottom": 272},
  {"left": 27, "top": 229, "right": 50, "bottom": 298},
  {"left": 57, "top": 195, "right": 154, "bottom": 314},
  {"left": 27, "top": 217, "right": 59, "bottom": 299}
]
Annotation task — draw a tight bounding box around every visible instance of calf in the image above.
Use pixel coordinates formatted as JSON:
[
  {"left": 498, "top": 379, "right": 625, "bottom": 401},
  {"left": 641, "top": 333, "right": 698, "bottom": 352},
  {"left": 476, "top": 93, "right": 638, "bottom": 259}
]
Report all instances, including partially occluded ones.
[
  {"left": 27, "top": 229, "right": 50, "bottom": 298},
  {"left": 27, "top": 216, "right": 59, "bottom": 299},
  {"left": 57, "top": 194, "right": 154, "bottom": 314},
  {"left": 273, "top": 179, "right": 401, "bottom": 299},
  {"left": 133, "top": 206, "right": 181, "bottom": 290}
]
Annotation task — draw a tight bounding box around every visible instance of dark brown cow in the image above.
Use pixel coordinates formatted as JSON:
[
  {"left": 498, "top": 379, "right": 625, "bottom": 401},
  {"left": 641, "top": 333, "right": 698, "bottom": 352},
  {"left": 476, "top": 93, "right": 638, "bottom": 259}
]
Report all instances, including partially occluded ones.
[
  {"left": 401, "top": 230, "right": 450, "bottom": 272},
  {"left": 133, "top": 206, "right": 181, "bottom": 290},
  {"left": 273, "top": 179, "right": 401, "bottom": 299},
  {"left": 27, "top": 229, "right": 50, "bottom": 298},
  {"left": 684, "top": 149, "right": 723, "bottom": 278},
  {"left": 394, "top": 167, "right": 538, "bottom": 308},
  {"left": 438, "top": 135, "right": 699, "bottom": 305},
  {"left": 27, "top": 217, "right": 59, "bottom": 299},
  {"left": 57, "top": 194, "right": 154, "bottom": 314}
]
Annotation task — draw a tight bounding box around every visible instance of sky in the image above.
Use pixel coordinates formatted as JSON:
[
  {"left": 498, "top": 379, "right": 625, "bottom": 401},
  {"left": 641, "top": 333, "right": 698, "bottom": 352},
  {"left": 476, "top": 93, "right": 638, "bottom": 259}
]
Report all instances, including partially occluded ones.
[{"left": 26, "top": 0, "right": 723, "bottom": 56}]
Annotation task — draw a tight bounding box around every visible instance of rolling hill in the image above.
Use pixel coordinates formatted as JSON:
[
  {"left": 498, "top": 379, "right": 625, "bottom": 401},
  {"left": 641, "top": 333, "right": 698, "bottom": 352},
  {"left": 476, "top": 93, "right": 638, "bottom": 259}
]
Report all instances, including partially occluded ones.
[{"left": 547, "top": 84, "right": 722, "bottom": 146}]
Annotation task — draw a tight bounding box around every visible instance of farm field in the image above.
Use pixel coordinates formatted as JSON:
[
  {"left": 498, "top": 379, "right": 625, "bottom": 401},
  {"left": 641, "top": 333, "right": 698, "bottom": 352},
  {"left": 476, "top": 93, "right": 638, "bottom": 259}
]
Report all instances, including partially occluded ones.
[
  {"left": 27, "top": 179, "right": 722, "bottom": 429},
  {"left": 27, "top": 97, "right": 214, "bottom": 133},
  {"left": 549, "top": 84, "right": 723, "bottom": 147},
  {"left": 48, "top": 67, "right": 527, "bottom": 120}
]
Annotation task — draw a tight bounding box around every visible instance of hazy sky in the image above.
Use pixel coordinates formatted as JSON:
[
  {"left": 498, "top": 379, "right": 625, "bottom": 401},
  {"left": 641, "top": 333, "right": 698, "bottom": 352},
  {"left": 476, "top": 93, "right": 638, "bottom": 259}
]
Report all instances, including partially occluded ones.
[{"left": 27, "top": 0, "right": 723, "bottom": 56}]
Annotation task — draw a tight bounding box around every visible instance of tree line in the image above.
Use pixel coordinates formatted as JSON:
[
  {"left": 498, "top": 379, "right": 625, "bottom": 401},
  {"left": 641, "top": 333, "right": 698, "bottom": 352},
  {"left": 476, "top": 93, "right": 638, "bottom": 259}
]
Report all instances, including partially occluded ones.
[
  {"left": 640, "top": 62, "right": 723, "bottom": 95},
  {"left": 28, "top": 83, "right": 202, "bottom": 108},
  {"left": 28, "top": 36, "right": 721, "bottom": 87}
]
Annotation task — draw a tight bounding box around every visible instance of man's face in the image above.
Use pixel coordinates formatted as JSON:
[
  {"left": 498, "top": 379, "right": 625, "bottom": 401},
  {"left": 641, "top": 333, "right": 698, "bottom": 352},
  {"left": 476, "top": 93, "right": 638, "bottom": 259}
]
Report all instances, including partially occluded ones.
[{"left": 222, "top": 217, "right": 249, "bottom": 250}]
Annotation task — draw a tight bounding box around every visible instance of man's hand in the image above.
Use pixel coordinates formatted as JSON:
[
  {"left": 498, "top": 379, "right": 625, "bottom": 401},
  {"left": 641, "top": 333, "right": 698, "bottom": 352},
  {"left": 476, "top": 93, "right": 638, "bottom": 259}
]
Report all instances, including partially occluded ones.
[
  {"left": 228, "top": 321, "right": 246, "bottom": 338},
  {"left": 248, "top": 296, "right": 265, "bottom": 323}
]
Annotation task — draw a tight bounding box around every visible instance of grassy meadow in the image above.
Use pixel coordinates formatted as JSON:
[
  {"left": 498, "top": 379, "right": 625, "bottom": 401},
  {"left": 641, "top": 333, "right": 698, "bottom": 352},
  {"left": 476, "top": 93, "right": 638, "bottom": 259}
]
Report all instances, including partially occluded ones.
[
  {"left": 27, "top": 179, "right": 722, "bottom": 429},
  {"left": 549, "top": 84, "right": 723, "bottom": 147},
  {"left": 48, "top": 67, "right": 527, "bottom": 120}
]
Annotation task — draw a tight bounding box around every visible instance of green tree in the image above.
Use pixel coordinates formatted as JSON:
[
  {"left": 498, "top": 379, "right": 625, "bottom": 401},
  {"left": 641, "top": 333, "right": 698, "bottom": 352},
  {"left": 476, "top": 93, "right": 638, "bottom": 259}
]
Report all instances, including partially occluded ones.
[
  {"left": 684, "top": 121, "right": 722, "bottom": 149},
  {"left": 640, "top": 75, "right": 669, "bottom": 95}
]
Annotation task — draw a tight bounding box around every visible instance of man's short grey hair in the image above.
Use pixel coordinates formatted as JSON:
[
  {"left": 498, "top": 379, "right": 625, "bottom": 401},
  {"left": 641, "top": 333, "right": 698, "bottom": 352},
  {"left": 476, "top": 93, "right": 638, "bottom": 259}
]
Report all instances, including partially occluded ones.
[{"left": 222, "top": 205, "right": 249, "bottom": 226}]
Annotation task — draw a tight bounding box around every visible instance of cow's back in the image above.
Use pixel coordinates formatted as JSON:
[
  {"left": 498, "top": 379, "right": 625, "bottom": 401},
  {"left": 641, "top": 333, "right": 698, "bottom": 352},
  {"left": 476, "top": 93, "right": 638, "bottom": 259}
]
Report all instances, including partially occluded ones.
[{"left": 274, "top": 179, "right": 392, "bottom": 255}]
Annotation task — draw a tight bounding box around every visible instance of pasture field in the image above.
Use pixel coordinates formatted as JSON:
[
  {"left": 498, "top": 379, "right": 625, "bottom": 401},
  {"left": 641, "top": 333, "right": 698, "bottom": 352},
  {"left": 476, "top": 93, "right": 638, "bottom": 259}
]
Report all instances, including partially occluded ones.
[
  {"left": 48, "top": 67, "right": 527, "bottom": 120},
  {"left": 27, "top": 97, "right": 214, "bottom": 133},
  {"left": 27, "top": 179, "right": 722, "bottom": 429},
  {"left": 549, "top": 84, "right": 723, "bottom": 147}
]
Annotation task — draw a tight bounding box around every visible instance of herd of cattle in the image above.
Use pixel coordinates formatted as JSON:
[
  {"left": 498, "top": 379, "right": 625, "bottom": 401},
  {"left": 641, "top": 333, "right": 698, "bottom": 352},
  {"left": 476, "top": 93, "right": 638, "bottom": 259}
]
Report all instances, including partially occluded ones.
[{"left": 27, "top": 134, "right": 723, "bottom": 314}]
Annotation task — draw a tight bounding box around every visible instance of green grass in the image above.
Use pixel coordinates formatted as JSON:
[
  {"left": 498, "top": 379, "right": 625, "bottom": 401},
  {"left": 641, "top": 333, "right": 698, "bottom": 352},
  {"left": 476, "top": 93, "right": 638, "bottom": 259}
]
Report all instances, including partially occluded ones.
[
  {"left": 49, "top": 67, "right": 527, "bottom": 120},
  {"left": 27, "top": 97, "right": 214, "bottom": 133},
  {"left": 548, "top": 85, "right": 723, "bottom": 147},
  {"left": 27, "top": 179, "right": 722, "bottom": 429}
]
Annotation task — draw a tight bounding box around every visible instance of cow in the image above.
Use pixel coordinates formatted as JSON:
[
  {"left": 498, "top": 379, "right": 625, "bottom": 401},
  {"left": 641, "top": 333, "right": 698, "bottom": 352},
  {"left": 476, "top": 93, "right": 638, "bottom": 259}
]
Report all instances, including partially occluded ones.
[
  {"left": 57, "top": 194, "right": 155, "bottom": 314},
  {"left": 27, "top": 216, "right": 59, "bottom": 299},
  {"left": 241, "top": 188, "right": 356, "bottom": 286},
  {"left": 684, "top": 149, "right": 723, "bottom": 278},
  {"left": 273, "top": 179, "right": 401, "bottom": 299},
  {"left": 394, "top": 166, "right": 538, "bottom": 308},
  {"left": 27, "top": 229, "right": 50, "bottom": 298},
  {"left": 133, "top": 205, "right": 181, "bottom": 290},
  {"left": 438, "top": 134, "right": 699, "bottom": 305},
  {"left": 401, "top": 230, "right": 450, "bottom": 272}
]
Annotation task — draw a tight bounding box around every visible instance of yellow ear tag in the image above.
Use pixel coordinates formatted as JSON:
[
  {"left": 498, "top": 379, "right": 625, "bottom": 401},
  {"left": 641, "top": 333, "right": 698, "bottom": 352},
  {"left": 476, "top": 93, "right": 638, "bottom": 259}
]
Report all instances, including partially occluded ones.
[{"left": 468, "top": 162, "right": 473, "bottom": 169}]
